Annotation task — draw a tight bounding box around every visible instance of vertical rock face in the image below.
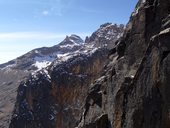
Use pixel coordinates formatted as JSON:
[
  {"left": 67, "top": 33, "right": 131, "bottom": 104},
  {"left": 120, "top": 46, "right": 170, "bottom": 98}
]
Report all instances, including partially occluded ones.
[
  {"left": 9, "top": 50, "right": 108, "bottom": 128},
  {"left": 9, "top": 24, "right": 124, "bottom": 128},
  {"left": 77, "top": 0, "right": 170, "bottom": 128}
]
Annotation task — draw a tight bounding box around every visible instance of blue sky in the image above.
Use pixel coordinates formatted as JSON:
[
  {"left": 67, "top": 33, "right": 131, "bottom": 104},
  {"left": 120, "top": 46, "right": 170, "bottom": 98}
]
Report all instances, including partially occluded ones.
[{"left": 0, "top": 0, "right": 138, "bottom": 64}]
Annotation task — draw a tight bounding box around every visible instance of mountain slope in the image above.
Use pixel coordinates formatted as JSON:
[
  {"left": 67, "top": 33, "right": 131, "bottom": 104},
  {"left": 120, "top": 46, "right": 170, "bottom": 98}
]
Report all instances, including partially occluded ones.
[
  {"left": 0, "top": 34, "right": 86, "bottom": 128},
  {"left": 0, "top": 34, "right": 84, "bottom": 71},
  {"left": 0, "top": 23, "right": 124, "bottom": 128}
]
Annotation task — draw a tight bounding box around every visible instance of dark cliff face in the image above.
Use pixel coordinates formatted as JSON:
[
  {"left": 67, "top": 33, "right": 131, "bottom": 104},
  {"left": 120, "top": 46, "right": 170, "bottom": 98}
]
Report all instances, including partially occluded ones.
[
  {"left": 9, "top": 24, "right": 124, "bottom": 128},
  {"left": 9, "top": 50, "right": 109, "bottom": 128},
  {"left": 77, "top": 0, "right": 170, "bottom": 128},
  {"left": 9, "top": 49, "right": 109, "bottom": 128}
]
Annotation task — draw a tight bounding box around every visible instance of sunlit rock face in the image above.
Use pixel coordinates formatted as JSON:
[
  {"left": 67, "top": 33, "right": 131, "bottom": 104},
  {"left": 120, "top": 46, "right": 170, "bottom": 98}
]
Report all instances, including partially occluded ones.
[
  {"left": 77, "top": 0, "right": 170, "bottom": 128},
  {"left": 8, "top": 24, "right": 124, "bottom": 128}
]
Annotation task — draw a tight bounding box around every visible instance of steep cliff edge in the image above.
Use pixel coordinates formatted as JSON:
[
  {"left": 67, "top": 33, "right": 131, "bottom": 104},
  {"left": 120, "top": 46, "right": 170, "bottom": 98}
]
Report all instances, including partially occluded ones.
[{"left": 77, "top": 0, "right": 170, "bottom": 128}]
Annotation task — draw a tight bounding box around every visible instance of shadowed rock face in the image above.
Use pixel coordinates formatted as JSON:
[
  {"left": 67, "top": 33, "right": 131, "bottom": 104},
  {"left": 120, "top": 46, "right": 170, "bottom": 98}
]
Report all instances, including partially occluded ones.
[
  {"left": 9, "top": 49, "right": 109, "bottom": 128},
  {"left": 77, "top": 0, "right": 170, "bottom": 128}
]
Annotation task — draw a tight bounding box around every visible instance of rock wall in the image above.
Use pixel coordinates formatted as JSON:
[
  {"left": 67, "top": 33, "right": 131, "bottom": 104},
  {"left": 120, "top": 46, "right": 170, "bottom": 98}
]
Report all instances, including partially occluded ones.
[{"left": 77, "top": 0, "right": 170, "bottom": 128}]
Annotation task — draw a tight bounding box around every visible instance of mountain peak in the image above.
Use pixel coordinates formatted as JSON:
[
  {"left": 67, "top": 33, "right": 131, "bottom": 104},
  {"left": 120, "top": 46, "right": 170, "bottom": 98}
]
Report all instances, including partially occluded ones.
[
  {"left": 85, "top": 23, "right": 124, "bottom": 48},
  {"left": 2, "top": 22, "right": 124, "bottom": 128},
  {"left": 59, "top": 34, "right": 84, "bottom": 46},
  {"left": 100, "top": 22, "right": 112, "bottom": 28}
]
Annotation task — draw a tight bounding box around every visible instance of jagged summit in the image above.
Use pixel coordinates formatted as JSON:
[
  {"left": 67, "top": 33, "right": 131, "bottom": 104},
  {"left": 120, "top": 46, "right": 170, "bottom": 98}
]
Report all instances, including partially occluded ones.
[
  {"left": 59, "top": 34, "right": 84, "bottom": 46},
  {"left": 85, "top": 23, "right": 124, "bottom": 48},
  {"left": 100, "top": 22, "right": 113, "bottom": 28},
  {"left": 0, "top": 34, "right": 85, "bottom": 71},
  {"left": 0, "top": 24, "right": 124, "bottom": 72}
]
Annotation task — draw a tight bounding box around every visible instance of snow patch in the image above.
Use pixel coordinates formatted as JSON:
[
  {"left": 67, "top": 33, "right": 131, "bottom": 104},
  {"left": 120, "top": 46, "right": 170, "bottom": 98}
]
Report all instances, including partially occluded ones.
[
  {"left": 89, "top": 48, "right": 98, "bottom": 55},
  {"left": 23, "top": 83, "right": 27, "bottom": 87},
  {"left": 130, "top": 75, "right": 135, "bottom": 78},
  {"left": 1, "top": 63, "right": 16, "bottom": 71},
  {"left": 57, "top": 53, "right": 73, "bottom": 62},
  {"left": 33, "top": 61, "right": 51, "bottom": 70},
  {"left": 132, "top": 6, "right": 140, "bottom": 16},
  {"left": 49, "top": 114, "right": 55, "bottom": 121},
  {"left": 43, "top": 69, "right": 51, "bottom": 80},
  {"left": 35, "top": 50, "right": 39, "bottom": 54},
  {"left": 142, "top": 0, "right": 146, "bottom": 3},
  {"left": 59, "top": 43, "right": 81, "bottom": 48}
]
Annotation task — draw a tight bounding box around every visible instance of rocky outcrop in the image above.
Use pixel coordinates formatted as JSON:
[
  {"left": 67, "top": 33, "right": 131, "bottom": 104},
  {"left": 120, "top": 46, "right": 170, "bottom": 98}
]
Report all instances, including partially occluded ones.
[
  {"left": 9, "top": 50, "right": 109, "bottom": 128},
  {"left": 77, "top": 0, "right": 170, "bottom": 128},
  {"left": 85, "top": 23, "right": 124, "bottom": 49}
]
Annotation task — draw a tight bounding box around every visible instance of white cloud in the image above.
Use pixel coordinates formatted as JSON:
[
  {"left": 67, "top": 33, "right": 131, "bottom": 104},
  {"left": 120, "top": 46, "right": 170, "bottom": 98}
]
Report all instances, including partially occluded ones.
[
  {"left": 0, "top": 32, "right": 65, "bottom": 40},
  {"left": 42, "top": 10, "right": 49, "bottom": 16},
  {"left": 32, "top": 0, "right": 77, "bottom": 17}
]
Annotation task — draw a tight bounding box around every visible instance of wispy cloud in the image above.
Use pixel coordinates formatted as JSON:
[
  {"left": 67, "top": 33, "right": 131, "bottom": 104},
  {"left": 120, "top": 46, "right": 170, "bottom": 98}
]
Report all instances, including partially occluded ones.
[
  {"left": 48, "top": 0, "right": 78, "bottom": 16},
  {"left": 0, "top": 32, "right": 64, "bottom": 40},
  {"left": 0, "top": 31, "right": 90, "bottom": 41},
  {"left": 35, "top": 0, "right": 65, "bottom": 17},
  {"left": 2, "top": 0, "right": 78, "bottom": 17}
]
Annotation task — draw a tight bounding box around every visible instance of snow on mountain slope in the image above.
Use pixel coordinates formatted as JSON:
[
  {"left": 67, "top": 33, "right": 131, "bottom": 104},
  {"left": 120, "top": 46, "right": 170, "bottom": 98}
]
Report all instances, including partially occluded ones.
[
  {"left": 0, "top": 34, "right": 83, "bottom": 71},
  {"left": 0, "top": 23, "right": 124, "bottom": 128},
  {"left": 0, "top": 23, "right": 124, "bottom": 73}
]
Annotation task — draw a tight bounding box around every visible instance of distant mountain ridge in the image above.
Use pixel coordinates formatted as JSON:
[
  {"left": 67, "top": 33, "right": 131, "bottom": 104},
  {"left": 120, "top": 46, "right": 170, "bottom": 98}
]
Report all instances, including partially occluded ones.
[
  {"left": 0, "top": 34, "right": 84, "bottom": 71},
  {"left": 0, "top": 23, "right": 124, "bottom": 72}
]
